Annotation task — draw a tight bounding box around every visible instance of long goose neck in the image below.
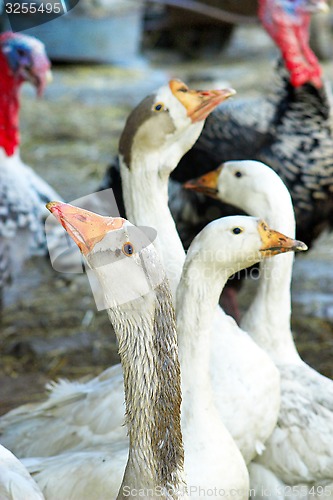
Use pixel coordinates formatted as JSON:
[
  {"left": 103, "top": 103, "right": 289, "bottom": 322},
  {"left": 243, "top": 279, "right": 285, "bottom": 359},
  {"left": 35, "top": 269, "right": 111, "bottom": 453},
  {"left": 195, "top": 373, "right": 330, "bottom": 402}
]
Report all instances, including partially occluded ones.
[
  {"left": 109, "top": 280, "right": 185, "bottom": 499},
  {"left": 241, "top": 196, "right": 300, "bottom": 363},
  {"left": 120, "top": 153, "right": 186, "bottom": 297},
  {"left": 176, "top": 255, "right": 228, "bottom": 397},
  {"left": 0, "top": 60, "right": 21, "bottom": 157}
]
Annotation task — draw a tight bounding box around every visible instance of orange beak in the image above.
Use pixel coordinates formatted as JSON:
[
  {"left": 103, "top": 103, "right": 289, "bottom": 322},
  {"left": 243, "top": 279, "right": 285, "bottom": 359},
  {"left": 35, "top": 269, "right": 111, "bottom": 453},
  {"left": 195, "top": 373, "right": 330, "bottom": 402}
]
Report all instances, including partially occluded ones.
[
  {"left": 184, "top": 166, "right": 222, "bottom": 197},
  {"left": 258, "top": 220, "right": 307, "bottom": 257},
  {"left": 46, "top": 201, "right": 125, "bottom": 255},
  {"left": 169, "top": 80, "right": 236, "bottom": 123}
]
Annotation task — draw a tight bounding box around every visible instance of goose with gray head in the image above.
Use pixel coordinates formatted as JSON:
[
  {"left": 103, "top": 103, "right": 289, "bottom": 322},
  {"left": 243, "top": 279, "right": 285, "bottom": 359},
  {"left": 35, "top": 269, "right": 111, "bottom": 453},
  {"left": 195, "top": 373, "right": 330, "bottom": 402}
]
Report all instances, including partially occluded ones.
[
  {"left": 120, "top": 79, "right": 235, "bottom": 295},
  {"left": 186, "top": 159, "right": 333, "bottom": 498},
  {"left": 24, "top": 201, "right": 186, "bottom": 500}
]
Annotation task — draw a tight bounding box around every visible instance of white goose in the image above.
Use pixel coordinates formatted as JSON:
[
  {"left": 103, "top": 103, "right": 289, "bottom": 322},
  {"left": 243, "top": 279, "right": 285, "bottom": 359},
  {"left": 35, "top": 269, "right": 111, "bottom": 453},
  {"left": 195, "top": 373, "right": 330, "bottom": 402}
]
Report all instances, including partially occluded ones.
[
  {"left": 26, "top": 201, "right": 187, "bottom": 499},
  {"left": 23, "top": 204, "right": 302, "bottom": 499},
  {"left": 0, "top": 444, "right": 44, "bottom": 500},
  {"left": 186, "top": 159, "right": 333, "bottom": 498},
  {"left": 176, "top": 214, "right": 306, "bottom": 497},
  {"left": 0, "top": 80, "right": 234, "bottom": 457}
]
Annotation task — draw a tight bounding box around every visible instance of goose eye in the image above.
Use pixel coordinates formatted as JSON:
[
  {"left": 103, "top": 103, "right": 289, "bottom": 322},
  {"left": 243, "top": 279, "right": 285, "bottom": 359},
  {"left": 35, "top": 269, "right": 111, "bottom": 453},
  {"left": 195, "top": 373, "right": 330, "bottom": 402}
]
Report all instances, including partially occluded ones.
[
  {"left": 122, "top": 242, "right": 134, "bottom": 256},
  {"left": 153, "top": 102, "right": 165, "bottom": 112},
  {"left": 235, "top": 171, "right": 242, "bottom": 178},
  {"left": 232, "top": 227, "right": 243, "bottom": 235}
]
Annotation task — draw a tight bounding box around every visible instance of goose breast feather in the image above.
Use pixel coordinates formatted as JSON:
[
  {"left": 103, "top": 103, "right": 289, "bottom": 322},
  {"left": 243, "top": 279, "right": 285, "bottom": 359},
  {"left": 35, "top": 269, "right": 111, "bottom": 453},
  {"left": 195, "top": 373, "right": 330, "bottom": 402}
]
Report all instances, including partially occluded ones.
[
  {"left": 256, "top": 363, "right": 333, "bottom": 485},
  {"left": 0, "top": 364, "right": 126, "bottom": 457}
]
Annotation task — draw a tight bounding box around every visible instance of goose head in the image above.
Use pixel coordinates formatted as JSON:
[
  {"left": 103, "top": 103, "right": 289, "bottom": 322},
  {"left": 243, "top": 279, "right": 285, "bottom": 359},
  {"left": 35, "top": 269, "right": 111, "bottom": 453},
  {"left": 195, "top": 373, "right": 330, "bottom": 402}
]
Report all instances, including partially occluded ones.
[
  {"left": 186, "top": 215, "right": 307, "bottom": 279},
  {"left": 185, "top": 160, "right": 294, "bottom": 222},
  {"left": 119, "top": 79, "right": 235, "bottom": 175},
  {"left": 46, "top": 201, "right": 165, "bottom": 309}
]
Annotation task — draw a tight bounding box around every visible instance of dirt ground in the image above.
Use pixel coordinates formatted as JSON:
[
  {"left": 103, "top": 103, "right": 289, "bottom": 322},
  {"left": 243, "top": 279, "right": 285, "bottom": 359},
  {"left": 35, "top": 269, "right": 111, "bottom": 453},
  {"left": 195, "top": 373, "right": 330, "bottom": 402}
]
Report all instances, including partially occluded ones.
[{"left": 1, "top": 24, "right": 333, "bottom": 415}]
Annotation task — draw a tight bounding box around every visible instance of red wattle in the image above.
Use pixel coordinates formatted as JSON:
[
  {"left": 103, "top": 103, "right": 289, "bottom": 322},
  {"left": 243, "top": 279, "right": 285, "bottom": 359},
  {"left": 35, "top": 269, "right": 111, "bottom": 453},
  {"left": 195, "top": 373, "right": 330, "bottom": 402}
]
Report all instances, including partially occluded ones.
[
  {"left": 258, "top": 0, "right": 323, "bottom": 88},
  {"left": 0, "top": 50, "right": 21, "bottom": 157}
]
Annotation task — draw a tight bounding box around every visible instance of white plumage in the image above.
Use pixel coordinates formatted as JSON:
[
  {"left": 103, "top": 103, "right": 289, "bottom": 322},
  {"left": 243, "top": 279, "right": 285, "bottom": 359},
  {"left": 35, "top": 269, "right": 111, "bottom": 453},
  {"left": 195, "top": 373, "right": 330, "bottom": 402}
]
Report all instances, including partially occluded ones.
[
  {"left": 206, "top": 159, "right": 333, "bottom": 497},
  {"left": 0, "top": 444, "right": 44, "bottom": 500}
]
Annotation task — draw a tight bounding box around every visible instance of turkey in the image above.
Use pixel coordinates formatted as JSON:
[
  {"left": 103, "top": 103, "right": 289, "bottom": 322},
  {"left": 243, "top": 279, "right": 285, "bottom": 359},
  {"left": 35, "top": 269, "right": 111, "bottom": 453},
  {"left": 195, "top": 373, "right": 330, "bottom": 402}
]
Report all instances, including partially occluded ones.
[
  {"left": 173, "top": 0, "right": 333, "bottom": 248},
  {"left": 0, "top": 32, "right": 67, "bottom": 313}
]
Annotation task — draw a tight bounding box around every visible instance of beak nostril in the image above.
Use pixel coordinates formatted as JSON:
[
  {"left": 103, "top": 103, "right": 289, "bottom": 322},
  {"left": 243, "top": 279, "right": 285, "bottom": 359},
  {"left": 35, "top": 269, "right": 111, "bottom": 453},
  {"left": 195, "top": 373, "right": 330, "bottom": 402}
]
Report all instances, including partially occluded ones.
[{"left": 75, "top": 215, "right": 87, "bottom": 222}]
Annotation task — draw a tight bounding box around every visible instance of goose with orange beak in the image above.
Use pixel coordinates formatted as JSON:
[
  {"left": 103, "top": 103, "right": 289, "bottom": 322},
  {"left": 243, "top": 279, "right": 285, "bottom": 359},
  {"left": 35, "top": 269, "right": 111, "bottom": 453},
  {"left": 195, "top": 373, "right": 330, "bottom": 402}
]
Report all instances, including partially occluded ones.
[
  {"left": 186, "top": 159, "right": 333, "bottom": 496},
  {"left": 119, "top": 79, "right": 235, "bottom": 297}
]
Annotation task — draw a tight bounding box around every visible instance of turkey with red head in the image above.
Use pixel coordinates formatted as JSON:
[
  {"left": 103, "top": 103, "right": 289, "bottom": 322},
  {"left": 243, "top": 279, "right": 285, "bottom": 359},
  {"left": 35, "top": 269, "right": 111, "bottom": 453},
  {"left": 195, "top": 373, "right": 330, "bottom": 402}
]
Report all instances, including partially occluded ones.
[{"left": 0, "top": 32, "right": 62, "bottom": 312}]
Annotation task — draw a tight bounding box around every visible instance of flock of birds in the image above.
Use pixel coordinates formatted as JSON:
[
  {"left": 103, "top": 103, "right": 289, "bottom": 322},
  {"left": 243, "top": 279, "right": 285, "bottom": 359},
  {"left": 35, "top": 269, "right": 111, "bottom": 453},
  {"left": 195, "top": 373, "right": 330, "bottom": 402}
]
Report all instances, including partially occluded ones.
[{"left": 0, "top": 0, "right": 333, "bottom": 498}]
